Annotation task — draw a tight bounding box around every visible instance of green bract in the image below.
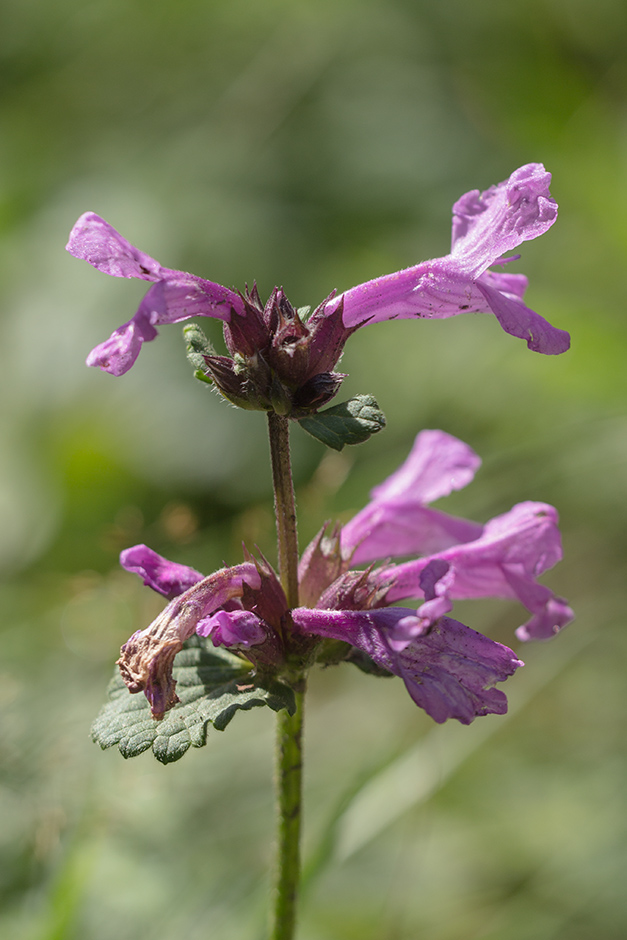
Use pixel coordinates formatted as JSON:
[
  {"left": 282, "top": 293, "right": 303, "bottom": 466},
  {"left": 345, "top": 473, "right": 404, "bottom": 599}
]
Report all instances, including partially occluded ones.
[{"left": 298, "top": 394, "right": 386, "bottom": 450}]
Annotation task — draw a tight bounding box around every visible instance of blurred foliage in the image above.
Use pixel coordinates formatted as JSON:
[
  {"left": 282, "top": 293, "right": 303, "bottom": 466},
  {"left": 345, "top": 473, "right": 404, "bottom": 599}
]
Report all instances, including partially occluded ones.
[{"left": 1, "top": 0, "right": 627, "bottom": 937}]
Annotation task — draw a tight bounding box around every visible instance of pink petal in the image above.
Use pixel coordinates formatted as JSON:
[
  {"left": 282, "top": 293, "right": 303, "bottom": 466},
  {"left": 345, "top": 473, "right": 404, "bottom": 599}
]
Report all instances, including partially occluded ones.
[
  {"left": 86, "top": 289, "right": 160, "bottom": 375},
  {"left": 383, "top": 502, "right": 572, "bottom": 641},
  {"left": 66, "top": 212, "right": 164, "bottom": 280},
  {"left": 69, "top": 212, "right": 246, "bottom": 375},
  {"left": 196, "top": 609, "right": 267, "bottom": 648},
  {"left": 120, "top": 544, "right": 204, "bottom": 598},
  {"left": 451, "top": 163, "right": 558, "bottom": 276},
  {"left": 476, "top": 277, "right": 570, "bottom": 355},
  {"left": 371, "top": 430, "right": 481, "bottom": 504},
  {"left": 291, "top": 607, "right": 522, "bottom": 724},
  {"left": 341, "top": 430, "right": 482, "bottom": 563}
]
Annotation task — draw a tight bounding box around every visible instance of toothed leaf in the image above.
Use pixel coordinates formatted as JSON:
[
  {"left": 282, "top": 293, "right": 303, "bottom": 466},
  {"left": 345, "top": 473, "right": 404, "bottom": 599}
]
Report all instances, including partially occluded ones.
[
  {"left": 91, "top": 637, "right": 296, "bottom": 764},
  {"left": 298, "top": 395, "right": 386, "bottom": 451}
]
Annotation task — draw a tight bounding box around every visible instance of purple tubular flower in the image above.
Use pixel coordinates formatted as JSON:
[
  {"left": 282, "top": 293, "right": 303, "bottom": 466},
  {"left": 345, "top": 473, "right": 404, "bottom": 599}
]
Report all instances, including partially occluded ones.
[
  {"left": 66, "top": 212, "right": 245, "bottom": 375},
  {"left": 290, "top": 608, "right": 523, "bottom": 725},
  {"left": 120, "top": 544, "right": 204, "bottom": 598},
  {"left": 117, "top": 563, "right": 261, "bottom": 718},
  {"left": 330, "top": 164, "right": 569, "bottom": 355}
]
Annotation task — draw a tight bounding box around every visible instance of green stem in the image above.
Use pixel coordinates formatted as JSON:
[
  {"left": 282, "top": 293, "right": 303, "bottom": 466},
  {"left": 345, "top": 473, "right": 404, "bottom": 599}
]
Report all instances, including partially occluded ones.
[
  {"left": 271, "top": 683, "right": 305, "bottom": 940},
  {"left": 267, "top": 412, "right": 300, "bottom": 609},
  {"left": 267, "top": 412, "right": 304, "bottom": 940}
]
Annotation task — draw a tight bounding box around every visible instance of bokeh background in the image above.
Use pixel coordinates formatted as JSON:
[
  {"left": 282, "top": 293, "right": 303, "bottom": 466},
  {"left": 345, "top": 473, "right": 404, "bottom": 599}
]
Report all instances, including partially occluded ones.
[{"left": 1, "top": 0, "right": 626, "bottom": 937}]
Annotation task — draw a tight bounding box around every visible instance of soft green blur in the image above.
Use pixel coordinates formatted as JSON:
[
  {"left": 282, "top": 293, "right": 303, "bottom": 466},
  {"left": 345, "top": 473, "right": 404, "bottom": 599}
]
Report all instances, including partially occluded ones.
[{"left": 1, "top": 1, "right": 626, "bottom": 937}]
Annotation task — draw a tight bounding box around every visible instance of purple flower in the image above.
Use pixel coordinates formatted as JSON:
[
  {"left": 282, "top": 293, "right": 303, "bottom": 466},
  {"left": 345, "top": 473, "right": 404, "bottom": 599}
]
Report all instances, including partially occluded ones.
[
  {"left": 336, "top": 430, "right": 573, "bottom": 641},
  {"left": 330, "top": 163, "right": 568, "bottom": 355},
  {"left": 290, "top": 608, "right": 523, "bottom": 724},
  {"left": 67, "top": 164, "right": 568, "bottom": 381},
  {"left": 119, "top": 544, "right": 204, "bottom": 598},
  {"left": 116, "top": 562, "right": 260, "bottom": 719},
  {"left": 116, "top": 430, "right": 571, "bottom": 724},
  {"left": 66, "top": 212, "right": 245, "bottom": 376}
]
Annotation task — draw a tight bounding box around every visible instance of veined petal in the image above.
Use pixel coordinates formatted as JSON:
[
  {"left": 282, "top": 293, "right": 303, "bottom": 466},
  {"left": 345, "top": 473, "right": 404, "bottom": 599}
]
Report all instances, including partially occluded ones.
[
  {"left": 335, "top": 263, "right": 489, "bottom": 328},
  {"left": 291, "top": 607, "right": 522, "bottom": 724},
  {"left": 341, "top": 430, "right": 482, "bottom": 563},
  {"left": 372, "top": 430, "right": 481, "bottom": 504},
  {"left": 69, "top": 212, "right": 246, "bottom": 375},
  {"left": 476, "top": 277, "right": 570, "bottom": 355},
  {"left": 344, "top": 504, "right": 483, "bottom": 566},
  {"left": 66, "top": 212, "right": 164, "bottom": 279},
  {"left": 120, "top": 544, "right": 204, "bottom": 598},
  {"left": 450, "top": 164, "right": 558, "bottom": 276},
  {"left": 480, "top": 268, "right": 528, "bottom": 299},
  {"left": 85, "top": 315, "right": 156, "bottom": 375},
  {"left": 395, "top": 618, "right": 523, "bottom": 723}
]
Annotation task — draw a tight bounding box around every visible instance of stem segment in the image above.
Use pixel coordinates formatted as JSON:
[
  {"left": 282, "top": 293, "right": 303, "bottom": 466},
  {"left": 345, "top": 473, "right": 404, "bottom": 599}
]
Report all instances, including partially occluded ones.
[
  {"left": 267, "top": 412, "right": 300, "bottom": 609},
  {"left": 267, "top": 412, "right": 304, "bottom": 940},
  {"left": 271, "top": 684, "right": 305, "bottom": 940}
]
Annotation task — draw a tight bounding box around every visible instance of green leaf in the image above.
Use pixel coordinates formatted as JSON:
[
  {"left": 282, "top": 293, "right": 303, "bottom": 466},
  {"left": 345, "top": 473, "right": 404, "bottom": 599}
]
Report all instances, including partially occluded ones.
[
  {"left": 298, "top": 394, "right": 386, "bottom": 451},
  {"left": 91, "top": 638, "right": 296, "bottom": 764}
]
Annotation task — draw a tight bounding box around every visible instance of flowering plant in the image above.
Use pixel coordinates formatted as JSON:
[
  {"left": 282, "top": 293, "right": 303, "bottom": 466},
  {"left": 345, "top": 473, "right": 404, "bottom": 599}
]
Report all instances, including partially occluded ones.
[{"left": 69, "top": 164, "right": 571, "bottom": 940}]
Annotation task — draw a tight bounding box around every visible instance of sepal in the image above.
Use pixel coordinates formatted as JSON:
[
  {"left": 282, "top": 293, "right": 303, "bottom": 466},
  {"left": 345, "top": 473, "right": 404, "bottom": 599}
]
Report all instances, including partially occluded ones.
[
  {"left": 292, "top": 372, "right": 346, "bottom": 413},
  {"left": 298, "top": 523, "right": 345, "bottom": 607},
  {"left": 204, "top": 353, "right": 270, "bottom": 411}
]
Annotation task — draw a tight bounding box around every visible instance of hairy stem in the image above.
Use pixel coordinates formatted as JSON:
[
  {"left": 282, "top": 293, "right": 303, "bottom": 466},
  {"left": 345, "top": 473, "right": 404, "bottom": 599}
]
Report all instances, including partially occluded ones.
[
  {"left": 267, "top": 412, "right": 304, "bottom": 939},
  {"left": 267, "top": 412, "right": 299, "bottom": 609},
  {"left": 271, "top": 683, "right": 305, "bottom": 940}
]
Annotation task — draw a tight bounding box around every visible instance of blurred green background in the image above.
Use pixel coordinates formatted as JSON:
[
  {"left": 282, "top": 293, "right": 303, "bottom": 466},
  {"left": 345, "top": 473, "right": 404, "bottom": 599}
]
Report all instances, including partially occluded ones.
[{"left": 1, "top": 0, "right": 626, "bottom": 937}]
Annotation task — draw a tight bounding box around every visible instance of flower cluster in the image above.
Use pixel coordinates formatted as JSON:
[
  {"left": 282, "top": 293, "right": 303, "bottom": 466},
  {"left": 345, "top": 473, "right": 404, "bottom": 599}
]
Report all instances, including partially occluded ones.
[
  {"left": 117, "top": 430, "right": 572, "bottom": 725},
  {"left": 67, "top": 164, "right": 569, "bottom": 412}
]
